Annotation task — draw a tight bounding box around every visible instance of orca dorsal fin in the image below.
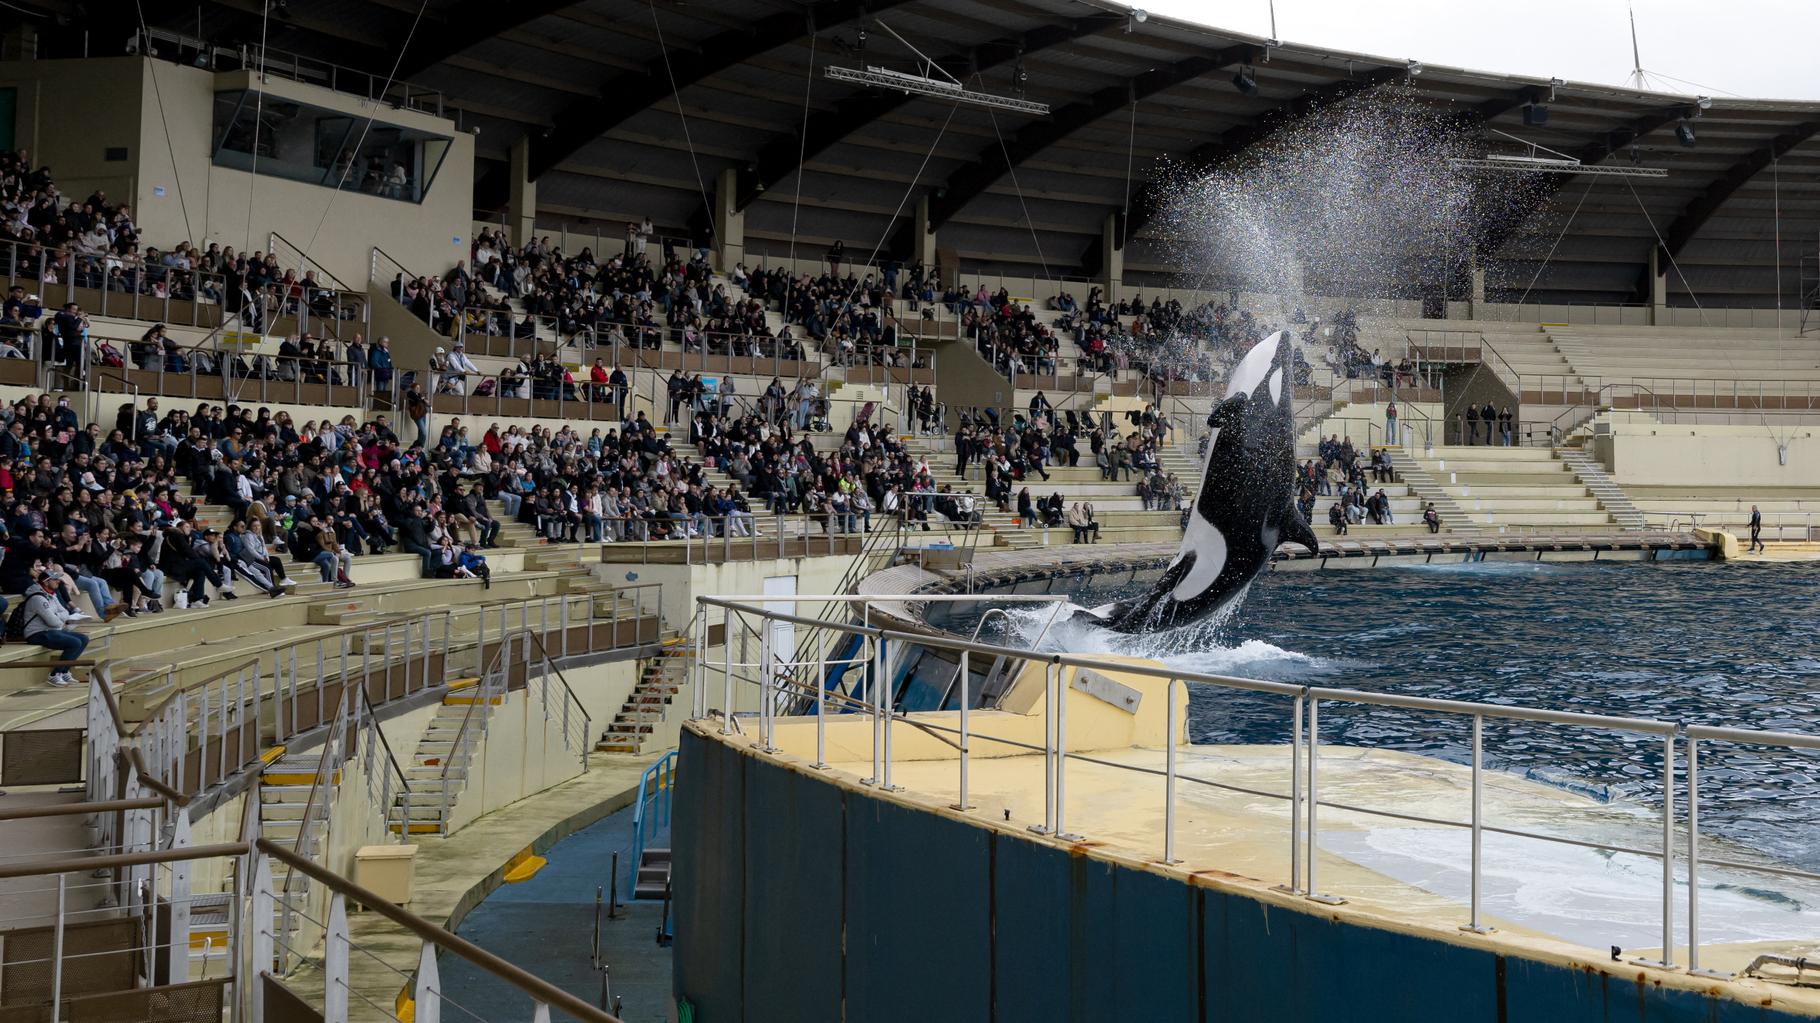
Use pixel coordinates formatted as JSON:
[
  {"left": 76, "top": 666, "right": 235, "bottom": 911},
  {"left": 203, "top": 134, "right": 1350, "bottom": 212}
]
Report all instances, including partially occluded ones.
[{"left": 1282, "top": 502, "right": 1321, "bottom": 553}]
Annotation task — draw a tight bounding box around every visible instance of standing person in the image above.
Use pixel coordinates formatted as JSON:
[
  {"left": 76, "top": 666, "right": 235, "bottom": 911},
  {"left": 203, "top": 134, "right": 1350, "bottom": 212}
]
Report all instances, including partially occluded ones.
[
  {"left": 827, "top": 239, "right": 845, "bottom": 278},
  {"left": 1462, "top": 404, "right": 1478, "bottom": 446},
  {"left": 23, "top": 571, "right": 87, "bottom": 687},
  {"left": 405, "top": 383, "right": 429, "bottom": 448},
  {"left": 1481, "top": 401, "right": 1498, "bottom": 446},
  {"left": 1384, "top": 399, "right": 1398, "bottom": 447},
  {"left": 1500, "top": 406, "right": 1515, "bottom": 446},
  {"left": 1749, "top": 504, "right": 1765, "bottom": 553}
]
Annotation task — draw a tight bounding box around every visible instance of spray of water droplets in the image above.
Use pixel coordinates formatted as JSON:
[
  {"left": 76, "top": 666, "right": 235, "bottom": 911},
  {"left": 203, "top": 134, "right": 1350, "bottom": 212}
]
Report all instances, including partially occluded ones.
[{"left": 1148, "top": 84, "right": 1549, "bottom": 319}]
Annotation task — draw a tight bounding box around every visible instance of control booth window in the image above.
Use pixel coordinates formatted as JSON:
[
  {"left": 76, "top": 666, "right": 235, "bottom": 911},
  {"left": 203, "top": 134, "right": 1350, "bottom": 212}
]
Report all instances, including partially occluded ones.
[{"left": 212, "top": 90, "right": 452, "bottom": 203}]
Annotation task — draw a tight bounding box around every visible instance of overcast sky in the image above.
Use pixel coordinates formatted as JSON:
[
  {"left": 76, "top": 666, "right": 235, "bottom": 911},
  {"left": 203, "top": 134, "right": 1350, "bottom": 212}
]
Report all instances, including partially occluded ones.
[{"left": 1143, "top": 0, "right": 1819, "bottom": 100}]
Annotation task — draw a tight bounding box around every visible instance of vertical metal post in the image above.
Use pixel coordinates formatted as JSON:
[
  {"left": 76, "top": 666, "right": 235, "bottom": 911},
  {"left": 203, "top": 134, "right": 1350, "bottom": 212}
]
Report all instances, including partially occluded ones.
[
  {"left": 1163, "top": 679, "right": 1179, "bottom": 864},
  {"left": 879, "top": 634, "right": 896, "bottom": 791},
  {"left": 1055, "top": 661, "right": 1078, "bottom": 840},
  {"left": 951, "top": 650, "right": 971, "bottom": 810},
  {"left": 414, "top": 941, "right": 442, "bottom": 1023},
  {"left": 323, "top": 893, "right": 349, "bottom": 1023},
  {"left": 758, "top": 621, "right": 774, "bottom": 751},
  {"left": 813, "top": 628, "right": 827, "bottom": 769},
  {"left": 1660, "top": 729, "right": 1676, "bottom": 969},
  {"left": 693, "top": 604, "right": 707, "bottom": 719},
  {"left": 50, "top": 875, "right": 65, "bottom": 1021},
  {"left": 1462, "top": 714, "right": 1491, "bottom": 933},
  {"left": 1030, "top": 661, "right": 1055, "bottom": 836},
  {"left": 720, "top": 607, "right": 733, "bottom": 734},
  {"left": 1687, "top": 736, "right": 1703, "bottom": 973},
  {"left": 1304, "top": 698, "right": 1343, "bottom": 904},
  {"left": 861, "top": 634, "right": 880, "bottom": 786}
]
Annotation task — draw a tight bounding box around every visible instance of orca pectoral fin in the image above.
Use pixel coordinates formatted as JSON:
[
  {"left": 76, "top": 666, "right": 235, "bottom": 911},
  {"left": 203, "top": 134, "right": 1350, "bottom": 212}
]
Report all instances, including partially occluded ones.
[{"left": 1281, "top": 503, "right": 1321, "bottom": 553}]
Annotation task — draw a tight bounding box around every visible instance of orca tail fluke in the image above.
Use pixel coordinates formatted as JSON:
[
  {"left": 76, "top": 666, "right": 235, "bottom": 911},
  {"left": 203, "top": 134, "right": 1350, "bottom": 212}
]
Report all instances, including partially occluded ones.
[{"left": 1282, "top": 502, "right": 1321, "bottom": 554}]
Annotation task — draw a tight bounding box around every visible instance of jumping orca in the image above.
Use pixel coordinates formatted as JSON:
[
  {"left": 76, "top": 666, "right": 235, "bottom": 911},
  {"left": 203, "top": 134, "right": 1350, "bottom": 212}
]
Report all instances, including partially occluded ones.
[{"left": 1086, "top": 330, "right": 1319, "bottom": 633}]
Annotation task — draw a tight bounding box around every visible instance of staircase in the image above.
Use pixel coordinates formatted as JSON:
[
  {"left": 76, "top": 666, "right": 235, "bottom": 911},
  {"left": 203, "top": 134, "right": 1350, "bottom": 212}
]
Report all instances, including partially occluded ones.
[
  {"left": 1556, "top": 447, "right": 1647, "bottom": 530},
  {"left": 1383, "top": 447, "right": 1474, "bottom": 533},
  {"left": 599, "top": 639, "right": 689, "bottom": 753},
  {"left": 258, "top": 694, "right": 352, "bottom": 973},
  {"left": 389, "top": 675, "right": 497, "bottom": 836}
]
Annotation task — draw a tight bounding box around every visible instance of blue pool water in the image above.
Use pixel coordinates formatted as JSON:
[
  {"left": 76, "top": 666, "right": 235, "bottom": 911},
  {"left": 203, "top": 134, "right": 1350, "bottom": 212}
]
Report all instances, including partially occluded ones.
[{"left": 997, "top": 559, "right": 1820, "bottom": 871}]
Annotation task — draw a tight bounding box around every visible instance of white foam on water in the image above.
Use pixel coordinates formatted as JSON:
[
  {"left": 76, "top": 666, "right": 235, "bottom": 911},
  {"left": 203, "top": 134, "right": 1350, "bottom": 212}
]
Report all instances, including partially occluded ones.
[
  {"left": 993, "top": 599, "right": 1329, "bottom": 680},
  {"left": 1321, "top": 827, "right": 1820, "bottom": 947}
]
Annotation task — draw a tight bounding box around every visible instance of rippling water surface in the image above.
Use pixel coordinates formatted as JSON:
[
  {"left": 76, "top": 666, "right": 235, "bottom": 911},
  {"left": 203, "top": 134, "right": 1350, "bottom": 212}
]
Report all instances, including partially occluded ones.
[{"left": 987, "top": 560, "right": 1820, "bottom": 870}]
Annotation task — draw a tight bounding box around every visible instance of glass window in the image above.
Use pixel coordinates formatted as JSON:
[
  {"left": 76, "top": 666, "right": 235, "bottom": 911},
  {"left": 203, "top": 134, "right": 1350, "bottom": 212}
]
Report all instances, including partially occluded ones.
[{"left": 211, "top": 89, "right": 452, "bottom": 203}]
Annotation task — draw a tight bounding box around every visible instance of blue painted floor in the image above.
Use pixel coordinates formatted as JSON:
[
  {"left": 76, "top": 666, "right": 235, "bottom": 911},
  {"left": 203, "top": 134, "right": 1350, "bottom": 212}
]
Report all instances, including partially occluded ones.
[{"left": 440, "top": 804, "right": 673, "bottom": 1022}]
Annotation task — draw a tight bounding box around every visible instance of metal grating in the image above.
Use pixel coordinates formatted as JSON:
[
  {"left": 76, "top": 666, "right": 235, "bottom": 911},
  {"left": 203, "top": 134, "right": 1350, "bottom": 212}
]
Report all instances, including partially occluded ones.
[
  {"left": 0, "top": 919, "right": 137, "bottom": 1006},
  {"left": 65, "top": 979, "right": 228, "bottom": 1023},
  {"left": 0, "top": 729, "right": 84, "bottom": 787}
]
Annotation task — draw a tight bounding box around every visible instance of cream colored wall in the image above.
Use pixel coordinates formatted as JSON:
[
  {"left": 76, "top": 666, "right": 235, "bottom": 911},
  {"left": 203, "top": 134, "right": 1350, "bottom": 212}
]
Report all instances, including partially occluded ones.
[
  {"left": 0, "top": 57, "right": 144, "bottom": 205},
  {"left": 1595, "top": 422, "right": 1820, "bottom": 487},
  {"left": 133, "top": 63, "right": 473, "bottom": 288},
  {"left": 636, "top": 553, "right": 863, "bottom": 645},
  {"left": 450, "top": 685, "right": 589, "bottom": 834}
]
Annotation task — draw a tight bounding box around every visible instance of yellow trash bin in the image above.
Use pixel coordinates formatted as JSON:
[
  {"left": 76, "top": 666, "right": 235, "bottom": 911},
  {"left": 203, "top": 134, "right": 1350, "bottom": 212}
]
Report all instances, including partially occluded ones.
[{"left": 353, "top": 845, "right": 418, "bottom": 905}]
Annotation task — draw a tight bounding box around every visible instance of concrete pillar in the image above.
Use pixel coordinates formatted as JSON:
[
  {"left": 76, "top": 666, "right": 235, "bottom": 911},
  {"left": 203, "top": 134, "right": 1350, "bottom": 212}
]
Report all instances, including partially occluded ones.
[
  {"left": 1468, "top": 262, "right": 1486, "bottom": 320},
  {"left": 712, "top": 167, "right": 745, "bottom": 272},
  {"left": 507, "top": 136, "right": 536, "bottom": 252},
  {"left": 1102, "top": 213, "right": 1125, "bottom": 304},
  {"left": 913, "top": 195, "right": 937, "bottom": 273},
  {"left": 1648, "top": 245, "right": 1669, "bottom": 325}
]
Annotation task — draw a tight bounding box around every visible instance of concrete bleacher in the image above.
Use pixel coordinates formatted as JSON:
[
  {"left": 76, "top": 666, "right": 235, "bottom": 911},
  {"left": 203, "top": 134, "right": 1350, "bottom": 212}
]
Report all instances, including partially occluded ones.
[{"left": 1410, "top": 445, "right": 1618, "bottom": 531}]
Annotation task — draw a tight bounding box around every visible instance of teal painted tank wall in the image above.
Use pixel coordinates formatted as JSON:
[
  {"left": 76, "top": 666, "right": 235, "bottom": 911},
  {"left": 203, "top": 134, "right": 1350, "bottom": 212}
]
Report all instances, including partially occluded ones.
[{"left": 672, "top": 730, "right": 1803, "bottom": 1022}]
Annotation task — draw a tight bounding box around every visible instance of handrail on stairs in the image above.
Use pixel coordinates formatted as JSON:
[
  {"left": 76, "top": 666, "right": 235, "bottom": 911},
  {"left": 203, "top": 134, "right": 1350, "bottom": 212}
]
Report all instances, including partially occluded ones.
[{"left": 628, "top": 750, "right": 679, "bottom": 899}]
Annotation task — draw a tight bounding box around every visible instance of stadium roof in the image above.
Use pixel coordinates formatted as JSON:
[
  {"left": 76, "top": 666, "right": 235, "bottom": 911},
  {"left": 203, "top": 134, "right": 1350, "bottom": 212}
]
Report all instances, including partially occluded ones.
[{"left": 105, "top": 0, "right": 1820, "bottom": 306}]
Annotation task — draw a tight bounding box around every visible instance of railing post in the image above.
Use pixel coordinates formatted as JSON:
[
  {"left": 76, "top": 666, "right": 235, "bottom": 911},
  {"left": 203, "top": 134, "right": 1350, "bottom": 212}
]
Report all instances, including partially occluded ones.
[
  {"left": 950, "top": 650, "right": 970, "bottom": 808},
  {"left": 878, "top": 632, "right": 900, "bottom": 790},
  {"left": 1030, "top": 661, "right": 1055, "bottom": 836},
  {"left": 1687, "top": 735, "right": 1704, "bottom": 974},
  {"left": 324, "top": 892, "right": 350, "bottom": 1023},
  {"left": 812, "top": 627, "right": 827, "bottom": 770},
  {"left": 758, "top": 621, "right": 775, "bottom": 751},
  {"left": 250, "top": 855, "right": 274, "bottom": 1021},
  {"left": 49, "top": 874, "right": 65, "bottom": 1021},
  {"left": 1162, "top": 678, "right": 1182, "bottom": 863},
  {"left": 414, "top": 940, "right": 443, "bottom": 1023},
  {"left": 720, "top": 606, "right": 733, "bottom": 734},
  {"left": 1055, "top": 660, "right": 1079, "bottom": 841},
  {"left": 1304, "top": 697, "right": 1343, "bottom": 904},
  {"left": 1656, "top": 729, "right": 1677, "bottom": 969},
  {"left": 1462, "top": 714, "right": 1491, "bottom": 933}
]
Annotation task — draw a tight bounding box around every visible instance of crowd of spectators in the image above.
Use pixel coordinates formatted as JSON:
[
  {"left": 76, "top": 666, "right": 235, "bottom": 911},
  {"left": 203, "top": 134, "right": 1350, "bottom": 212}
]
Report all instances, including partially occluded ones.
[{"left": 1294, "top": 434, "right": 1408, "bottom": 535}]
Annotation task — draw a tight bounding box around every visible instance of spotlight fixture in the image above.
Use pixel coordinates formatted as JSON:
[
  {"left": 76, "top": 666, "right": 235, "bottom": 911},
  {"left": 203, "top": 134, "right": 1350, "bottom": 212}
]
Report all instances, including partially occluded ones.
[
  {"left": 1232, "top": 65, "right": 1258, "bottom": 96},
  {"left": 1126, "top": 8, "right": 1147, "bottom": 31},
  {"left": 1406, "top": 59, "right": 1423, "bottom": 78},
  {"left": 1695, "top": 95, "right": 1712, "bottom": 110},
  {"left": 856, "top": 28, "right": 866, "bottom": 52},
  {"left": 1676, "top": 119, "right": 1696, "bottom": 148},
  {"left": 1522, "top": 102, "right": 1548, "bottom": 126}
]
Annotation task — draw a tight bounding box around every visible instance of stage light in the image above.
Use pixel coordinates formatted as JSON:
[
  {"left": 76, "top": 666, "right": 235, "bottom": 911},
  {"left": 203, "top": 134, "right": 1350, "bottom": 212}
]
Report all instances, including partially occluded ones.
[
  {"left": 1232, "top": 66, "right": 1258, "bottom": 96},
  {"left": 1676, "top": 120, "right": 1696, "bottom": 148},
  {"left": 1126, "top": 9, "right": 1147, "bottom": 31},
  {"left": 1406, "top": 59, "right": 1424, "bottom": 77}
]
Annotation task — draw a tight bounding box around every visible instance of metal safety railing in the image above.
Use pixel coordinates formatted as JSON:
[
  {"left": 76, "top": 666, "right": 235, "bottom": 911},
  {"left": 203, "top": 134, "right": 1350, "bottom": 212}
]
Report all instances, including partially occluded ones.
[{"left": 694, "top": 594, "right": 1820, "bottom": 976}]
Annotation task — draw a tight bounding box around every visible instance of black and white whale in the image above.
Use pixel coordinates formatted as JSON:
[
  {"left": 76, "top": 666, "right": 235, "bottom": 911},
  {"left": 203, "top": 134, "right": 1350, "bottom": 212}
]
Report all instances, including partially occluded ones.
[{"left": 1084, "top": 330, "right": 1319, "bottom": 633}]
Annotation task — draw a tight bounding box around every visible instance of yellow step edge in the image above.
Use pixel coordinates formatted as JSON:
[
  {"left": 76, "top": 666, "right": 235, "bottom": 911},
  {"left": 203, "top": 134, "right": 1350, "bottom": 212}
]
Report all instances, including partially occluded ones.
[
  {"left": 443, "top": 695, "right": 505, "bottom": 706},
  {"left": 262, "top": 771, "right": 339, "bottom": 787},
  {"left": 501, "top": 845, "right": 547, "bottom": 884},
  {"left": 258, "top": 746, "right": 287, "bottom": 765},
  {"left": 396, "top": 985, "right": 414, "bottom": 1023},
  {"left": 445, "top": 677, "right": 482, "bottom": 692},
  {"left": 188, "top": 928, "right": 230, "bottom": 949},
  {"left": 389, "top": 822, "right": 442, "bottom": 835}
]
